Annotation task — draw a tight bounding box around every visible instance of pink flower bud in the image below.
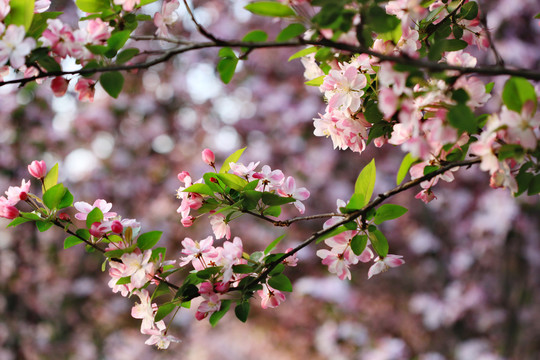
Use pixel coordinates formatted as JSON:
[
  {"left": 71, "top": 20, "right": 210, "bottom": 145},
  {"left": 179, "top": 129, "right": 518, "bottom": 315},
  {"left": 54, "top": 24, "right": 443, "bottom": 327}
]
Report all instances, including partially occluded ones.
[
  {"left": 89, "top": 222, "right": 105, "bottom": 238},
  {"left": 58, "top": 212, "right": 70, "bottom": 221},
  {"left": 181, "top": 216, "right": 194, "bottom": 227},
  {"left": 177, "top": 171, "right": 190, "bottom": 182},
  {"left": 2, "top": 205, "right": 19, "bottom": 219},
  {"left": 195, "top": 311, "right": 207, "bottom": 321},
  {"left": 111, "top": 220, "right": 123, "bottom": 234},
  {"left": 28, "top": 160, "right": 47, "bottom": 179},
  {"left": 51, "top": 77, "right": 69, "bottom": 97},
  {"left": 201, "top": 148, "right": 215, "bottom": 166},
  {"left": 214, "top": 281, "right": 230, "bottom": 293},
  {"left": 19, "top": 192, "right": 28, "bottom": 201}
]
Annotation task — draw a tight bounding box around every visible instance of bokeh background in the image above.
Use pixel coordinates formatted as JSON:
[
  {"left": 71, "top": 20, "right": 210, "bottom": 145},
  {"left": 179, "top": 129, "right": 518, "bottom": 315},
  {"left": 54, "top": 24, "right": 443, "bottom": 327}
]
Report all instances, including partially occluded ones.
[{"left": 1, "top": 0, "right": 540, "bottom": 359}]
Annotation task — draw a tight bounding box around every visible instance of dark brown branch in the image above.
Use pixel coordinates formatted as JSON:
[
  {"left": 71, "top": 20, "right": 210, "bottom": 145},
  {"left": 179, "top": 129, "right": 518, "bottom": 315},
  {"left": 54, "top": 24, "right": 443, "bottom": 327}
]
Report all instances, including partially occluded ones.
[{"left": 181, "top": 0, "right": 222, "bottom": 44}]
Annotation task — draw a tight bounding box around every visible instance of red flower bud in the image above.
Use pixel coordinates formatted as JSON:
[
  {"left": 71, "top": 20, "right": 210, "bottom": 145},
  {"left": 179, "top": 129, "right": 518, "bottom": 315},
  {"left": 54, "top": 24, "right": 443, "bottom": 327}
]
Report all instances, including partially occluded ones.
[
  {"left": 201, "top": 148, "right": 215, "bottom": 166},
  {"left": 58, "top": 212, "right": 70, "bottom": 221},
  {"left": 19, "top": 192, "right": 28, "bottom": 201},
  {"left": 111, "top": 220, "right": 123, "bottom": 234},
  {"left": 89, "top": 222, "right": 105, "bottom": 238}
]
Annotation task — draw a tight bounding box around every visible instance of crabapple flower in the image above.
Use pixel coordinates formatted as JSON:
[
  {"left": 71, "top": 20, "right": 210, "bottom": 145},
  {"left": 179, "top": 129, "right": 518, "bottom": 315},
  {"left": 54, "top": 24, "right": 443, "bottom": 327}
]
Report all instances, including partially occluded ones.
[
  {"left": 368, "top": 254, "right": 405, "bottom": 279},
  {"left": 108, "top": 261, "right": 135, "bottom": 297},
  {"left": 51, "top": 77, "right": 69, "bottom": 97},
  {"left": 283, "top": 248, "right": 298, "bottom": 267},
  {"left": 74, "top": 78, "right": 96, "bottom": 102},
  {"left": 179, "top": 236, "right": 218, "bottom": 268},
  {"left": 252, "top": 165, "right": 285, "bottom": 191},
  {"left": 154, "top": 0, "right": 180, "bottom": 37},
  {"left": 258, "top": 284, "right": 286, "bottom": 309},
  {"left": 209, "top": 213, "right": 231, "bottom": 240},
  {"left": 89, "top": 221, "right": 109, "bottom": 238},
  {"left": 74, "top": 199, "right": 117, "bottom": 221},
  {"left": 5, "top": 179, "right": 30, "bottom": 204},
  {"left": 0, "top": 25, "right": 36, "bottom": 69},
  {"left": 195, "top": 282, "right": 221, "bottom": 320},
  {"left": 201, "top": 148, "right": 215, "bottom": 166},
  {"left": 415, "top": 188, "right": 437, "bottom": 204},
  {"left": 145, "top": 327, "right": 180, "bottom": 349},
  {"left": 0, "top": 197, "right": 19, "bottom": 219},
  {"left": 320, "top": 63, "right": 367, "bottom": 113},
  {"left": 317, "top": 249, "right": 353, "bottom": 280},
  {"left": 121, "top": 250, "right": 155, "bottom": 288},
  {"left": 229, "top": 161, "right": 260, "bottom": 177},
  {"left": 28, "top": 160, "right": 47, "bottom": 179},
  {"left": 0, "top": 0, "right": 9, "bottom": 21},
  {"left": 277, "top": 176, "right": 310, "bottom": 214},
  {"left": 131, "top": 289, "right": 158, "bottom": 333},
  {"left": 489, "top": 161, "right": 518, "bottom": 193},
  {"left": 34, "top": 0, "right": 51, "bottom": 13}
]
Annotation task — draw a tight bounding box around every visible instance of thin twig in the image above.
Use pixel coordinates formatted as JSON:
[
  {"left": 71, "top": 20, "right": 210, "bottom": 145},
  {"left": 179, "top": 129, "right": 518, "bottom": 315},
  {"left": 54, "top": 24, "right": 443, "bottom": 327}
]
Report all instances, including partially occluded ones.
[{"left": 181, "top": 0, "right": 222, "bottom": 43}]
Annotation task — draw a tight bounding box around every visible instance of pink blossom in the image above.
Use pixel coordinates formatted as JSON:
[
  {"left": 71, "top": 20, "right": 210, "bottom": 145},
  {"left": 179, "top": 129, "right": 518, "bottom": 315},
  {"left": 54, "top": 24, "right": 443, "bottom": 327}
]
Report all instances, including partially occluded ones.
[
  {"left": 217, "top": 237, "right": 244, "bottom": 283},
  {"left": 0, "top": 0, "right": 10, "bottom": 21},
  {"left": 313, "top": 108, "right": 369, "bottom": 153},
  {"left": 179, "top": 236, "right": 218, "bottom": 267},
  {"left": 108, "top": 261, "right": 134, "bottom": 296},
  {"left": 51, "top": 77, "right": 69, "bottom": 97},
  {"left": 201, "top": 148, "right": 215, "bottom": 166},
  {"left": 0, "top": 25, "right": 36, "bottom": 69},
  {"left": 454, "top": 76, "right": 490, "bottom": 108},
  {"left": 113, "top": 0, "right": 141, "bottom": 12},
  {"left": 154, "top": 0, "right": 179, "bottom": 37},
  {"left": 300, "top": 53, "right": 324, "bottom": 80},
  {"left": 74, "top": 78, "right": 96, "bottom": 102},
  {"left": 89, "top": 221, "right": 109, "bottom": 238},
  {"left": 258, "top": 284, "right": 286, "bottom": 309},
  {"left": 499, "top": 104, "right": 539, "bottom": 150},
  {"left": 181, "top": 216, "right": 194, "bottom": 227},
  {"left": 85, "top": 18, "right": 112, "bottom": 44},
  {"left": 489, "top": 161, "right": 518, "bottom": 193},
  {"left": 122, "top": 250, "right": 155, "bottom": 288},
  {"left": 316, "top": 249, "right": 352, "bottom": 280},
  {"left": 5, "top": 179, "right": 31, "bottom": 205},
  {"left": 196, "top": 281, "right": 221, "bottom": 320},
  {"left": 145, "top": 330, "right": 180, "bottom": 349},
  {"left": 379, "top": 87, "right": 399, "bottom": 119},
  {"left": 0, "top": 197, "right": 19, "bottom": 219},
  {"left": 229, "top": 161, "right": 260, "bottom": 177},
  {"left": 209, "top": 213, "right": 231, "bottom": 240},
  {"left": 278, "top": 176, "right": 310, "bottom": 214},
  {"left": 28, "top": 160, "right": 47, "bottom": 179},
  {"left": 34, "top": 0, "right": 51, "bottom": 13},
  {"left": 74, "top": 199, "right": 117, "bottom": 221},
  {"left": 131, "top": 289, "right": 158, "bottom": 333},
  {"left": 252, "top": 165, "right": 285, "bottom": 191},
  {"left": 415, "top": 188, "right": 437, "bottom": 204},
  {"left": 283, "top": 248, "right": 298, "bottom": 267},
  {"left": 368, "top": 254, "right": 405, "bottom": 279},
  {"left": 320, "top": 63, "right": 367, "bottom": 112}
]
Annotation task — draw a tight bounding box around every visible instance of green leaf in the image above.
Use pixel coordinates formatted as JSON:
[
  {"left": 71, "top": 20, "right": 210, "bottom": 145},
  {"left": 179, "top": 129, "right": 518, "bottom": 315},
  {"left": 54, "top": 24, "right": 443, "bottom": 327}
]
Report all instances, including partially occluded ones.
[
  {"left": 276, "top": 23, "right": 306, "bottom": 41},
  {"left": 27, "top": 11, "right": 62, "bottom": 39},
  {"left": 64, "top": 235, "right": 84, "bottom": 249},
  {"left": 43, "top": 183, "right": 67, "bottom": 210},
  {"left": 343, "top": 193, "right": 365, "bottom": 212},
  {"left": 152, "top": 281, "right": 172, "bottom": 300},
  {"left": 350, "top": 234, "right": 368, "bottom": 256},
  {"left": 8, "top": 217, "right": 33, "bottom": 227},
  {"left": 459, "top": 1, "right": 478, "bottom": 20},
  {"left": 396, "top": 153, "right": 417, "bottom": 185},
  {"left": 288, "top": 46, "right": 317, "bottom": 61},
  {"left": 366, "top": 6, "right": 400, "bottom": 33},
  {"left": 527, "top": 174, "right": 540, "bottom": 195},
  {"left": 497, "top": 144, "right": 524, "bottom": 161},
  {"left": 140, "top": 0, "right": 159, "bottom": 5},
  {"left": 209, "top": 299, "right": 232, "bottom": 327},
  {"left": 242, "top": 30, "right": 268, "bottom": 43},
  {"left": 502, "top": 77, "right": 537, "bottom": 114},
  {"left": 137, "top": 231, "right": 163, "bottom": 250},
  {"left": 232, "top": 264, "right": 255, "bottom": 274},
  {"left": 76, "top": 0, "right": 111, "bottom": 13},
  {"left": 115, "top": 276, "right": 132, "bottom": 285},
  {"left": 5, "top": 0, "right": 35, "bottom": 31},
  {"left": 264, "top": 234, "right": 285, "bottom": 255},
  {"left": 100, "top": 72, "right": 124, "bottom": 98},
  {"left": 268, "top": 274, "right": 293, "bottom": 292},
  {"left": 244, "top": 2, "right": 295, "bottom": 17},
  {"left": 43, "top": 163, "right": 59, "bottom": 191},
  {"left": 304, "top": 76, "right": 325, "bottom": 86},
  {"left": 36, "top": 221, "right": 53, "bottom": 232},
  {"left": 220, "top": 147, "right": 246, "bottom": 173},
  {"left": 217, "top": 47, "right": 238, "bottom": 84},
  {"left": 154, "top": 303, "right": 177, "bottom": 322},
  {"left": 183, "top": 183, "right": 215, "bottom": 196},
  {"left": 263, "top": 206, "right": 281, "bottom": 217},
  {"left": 241, "top": 190, "right": 262, "bottom": 210},
  {"left": 374, "top": 204, "right": 408, "bottom": 225},
  {"left": 261, "top": 192, "right": 295, "bottom": 206},
  {"left": 485, "top": 82, "right": 495, "bottom": 94},
  {"left": 37, "top": 56, "right": 62, "bottom": 72},
  {"left": 235, "top": 302, "right": 250, "bottom": 323},
  {"left": 86, "top": 207, "right": 104, "bottom": 229},
  {"left": 216, "top": 173, "right": 248, "bottom": 191},
  {"left": 116, "top": 48, "right": 139, "bottom": 64},
  {"left": 447, "top": 104, "right": 477, "bottom": 133},
  {"left": 269, "top": 263, "right": 285, "bottom": 276},
  {"left": 354, "top": 159, "right": 376, "bottom": 208},
  {"left": 196, "top": 266, "right": 222, "bottom": 279},
  {"left": 369, "top": 229, "right": 389, "bottom": 258}
]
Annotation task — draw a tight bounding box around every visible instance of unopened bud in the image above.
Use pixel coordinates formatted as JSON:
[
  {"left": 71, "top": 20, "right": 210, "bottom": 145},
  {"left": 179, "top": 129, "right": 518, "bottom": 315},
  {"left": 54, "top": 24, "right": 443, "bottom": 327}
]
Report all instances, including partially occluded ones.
[
  {"left": 201, "top": 148, "right": 215, "bottom": 166},
  {"left": 89, "top": 222, "right": 105, "bottom": 238},
  {"left": 28, "top": 160, "right": 47, "bottom": 179},
  {"left": 111, "top": 220, "right": 123, "bottom": 234},
  {"left": 19, "top": 192, "right": 28, "bottom": 201},
  {"left": 58, "top": 212, "right": 70, "bottom": 221}
]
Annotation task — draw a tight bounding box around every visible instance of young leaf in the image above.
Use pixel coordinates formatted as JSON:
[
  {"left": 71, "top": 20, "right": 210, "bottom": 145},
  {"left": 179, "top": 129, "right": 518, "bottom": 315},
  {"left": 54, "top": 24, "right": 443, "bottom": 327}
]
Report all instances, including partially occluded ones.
[
  {"left": 86, "top": 207, "right": 104, "bottom": 229},
  {"left": 288, "top": 46, "right": 317, "bottom": 61},
  {"left": 459, "top": 1, "right": 478, "bottom": 20},
  {"left": 27, "top": 12, "right": 63, "bottom": 39},
  {"left": 263, "top": 206, "right": 281, "bottom": 217},
  {"left": 276, "top": 23, "right": 306, "bottom": 41},
  {"left": 183, "top": 183, "right": 215, "bottom": 196},
  {"left": 264, "top": 234, "right": 286, "bottom": 255},
  {"left": 374, "top": 204, "right": 408, "bottom": 225},
  {"left": 354, "top": 159, "right": 376, "bottom": 208},
  {"left": 5, "top": 0, "right": 35, "bottom": 31},
  {"left": 447, "top": 103, "right": 477, "bottom": 133},
  {"left": 269, "top": 263, "right": 285, "bottom": 276},
  {"left": 36, "top": 221, "right": 53, "bottom": 232},
  {"left": 244, "top": 2, "right": 295, "bottom": 17},
  {"left": 216, "top": 173, "right": 248, "bottom": 191},
  {"left": 369, "top": 229, "right": 389, "bottom": 258},
  {"left": 527, "top": 174, "right": 540, "bottom": 195},
  {"left": 137, "top": 231, "right": 163, "bottom": 250},
  {"left": 268, "top": 274, "right": 293, "bottom": 292},
  {"left": 116, "top": 48, "right": 139, "bottom": 64},
  {"left": 76, "top": 0, "right": 110, "bottom": 13},
  {"left": 209, "top": 299, "right": 232, "bottom": 327},
  {"left": 396, "top": 153, "right": 417, "bottom": 185},
  {"left": 242, "top": 30, "right": 268, "bottom": 43},
  {"left": 232, "top": 264, "right": 255, "bottom": 274},
  {"left": 261, "top": 192, "right": 295, "bottom": 206},
  {"left": 304, "top": 76, "right": 325, "bottom": 86},
  {"left": 235, "top": 302, "right": 250, "bottom": 323},
  {"left": 43, "top": 183, "right": 67, "bottom": 210},
  {"left": 219, "top": 147, "right": 246, "bottom": 173},
  {"left": 43, "top": 163, "right": 59, "bottom": 191},
  {"left": 64, "top": 235, "right": 85, "bottom": 249},
  {"left": 217, "top": 47, "right": 239, "bottom": 84},
  {"left": 100, "top": 72, "right": 124, "bottom": 98},
  {"left": 502, "top": 77, "right": 537, "bottom": 114}
]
